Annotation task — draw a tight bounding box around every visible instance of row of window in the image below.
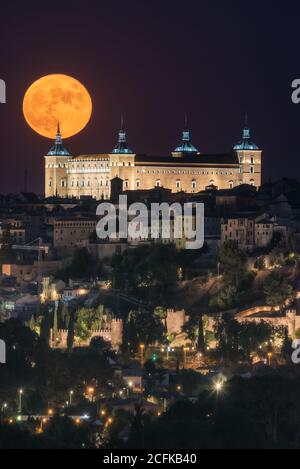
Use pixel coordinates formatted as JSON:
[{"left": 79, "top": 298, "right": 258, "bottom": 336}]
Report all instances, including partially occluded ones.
[
  {"left": 124, "top": 179, "right": 235, "bottom": 189},
  {"left": 240, "top": 157, "right": 256, "bottom": 164},
  {"left": 136, "top": 169, "right": 236, "bottom": 176},
  {"left": 111, "top": 162, "right": 134, "bottom": 167}
]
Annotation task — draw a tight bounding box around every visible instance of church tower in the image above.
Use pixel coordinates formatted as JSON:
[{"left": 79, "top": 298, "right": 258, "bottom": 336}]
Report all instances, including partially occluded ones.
[
  {"left": 234, "top": 117, "right": 262, "bottom": 187},
  {"left": 44, "top": 125, "right": 71, "bottom": 198},
  {"left": 109, "top": 118, "right": 135, "bottom": 190}
]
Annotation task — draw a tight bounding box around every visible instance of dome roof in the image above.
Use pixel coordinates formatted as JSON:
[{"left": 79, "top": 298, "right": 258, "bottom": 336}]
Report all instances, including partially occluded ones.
[
  {"left": 174, "top": 128, "right": 198, "bottom": 154},
  {"left": 47, "top": 125, "right": 71, "bottom": 156},
  {"left": 233, "top": 127, "right": 259, "bottom": 151}
]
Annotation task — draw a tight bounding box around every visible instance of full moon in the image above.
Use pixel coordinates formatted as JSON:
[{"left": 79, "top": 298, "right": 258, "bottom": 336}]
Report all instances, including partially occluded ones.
[{"left": 23, "top": 74, "right": 92, "bottom": 139}]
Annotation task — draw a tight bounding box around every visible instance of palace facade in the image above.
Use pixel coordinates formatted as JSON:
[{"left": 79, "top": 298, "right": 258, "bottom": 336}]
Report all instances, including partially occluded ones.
[{"left": 44, "top": 122, "right": 262, "bottom": 199}]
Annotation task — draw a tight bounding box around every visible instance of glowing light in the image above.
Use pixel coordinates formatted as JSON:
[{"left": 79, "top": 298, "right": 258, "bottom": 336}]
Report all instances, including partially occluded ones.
[{"left": 23, "top": 74, "right": 92, "bottom": 139}]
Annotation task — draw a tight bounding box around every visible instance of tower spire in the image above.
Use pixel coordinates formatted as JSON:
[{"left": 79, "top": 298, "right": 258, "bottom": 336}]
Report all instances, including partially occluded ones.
[
  {"left": 173, "top": 116, "right": 198, "bottom": 155},
  {"left": 47, "top": 121, "right": 70, "bottom": 156},
  {"left": 55, "top": 122, "right": 62, "bottom": 145},
  {"left": 233, "top": 114, "right": 259, "bottom": 151},
  {"left": 111, "top": 117, "right": 133, "bottom": 154},
  {"left": 184, "top": 112, "right": 188, "bottom": 129}
]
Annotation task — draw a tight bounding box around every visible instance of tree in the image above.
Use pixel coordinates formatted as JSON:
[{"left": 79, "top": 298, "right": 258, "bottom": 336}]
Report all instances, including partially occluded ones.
[
  {"left": 111, "top": 244, "right": 180, "bottom": 304},
  {"left": 263, "top": 272, "right": 294, "bottom": 310},
  {"left": 74, "top": 307, "right": 102, "bottom": 342},
  {"left": 218, "top": 241, "right": 247, "bottom": 287},
  {"left": 55, "top": 248, "right": 101, "bottom": 281},
  {"left": 127, "top": 405, "right": 145, "bottom": 449},
  {"left": 52, "top": 305, "right": 58, "bottom": 343},
  {"left": 209, "top": 285, "right": 239, "bottom": 311},
  {"left": 126, "top": 308, "right": 164, "bottom": 351},
  {"left": 67, "top": 318, "right": 75, "bottom": 353},
  {"left": 213, "top": 315, "right": 276, "bottom": 364}
]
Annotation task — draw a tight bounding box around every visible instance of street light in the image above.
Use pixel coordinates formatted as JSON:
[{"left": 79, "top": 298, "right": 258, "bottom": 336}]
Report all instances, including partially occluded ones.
[
  {"left": 87, "top": 387, "right": 95, "bottom": 402},
  {"left": 267, "top": 352, "right": 273, "bottom": 366},
  {"left": 214, "top": 382, "right": 223, "bottom": 392},
  {"left": 139, "top": 344, "right": 145, "bottom": 367},
  {"left": 69, "top": 390, "right": 74, "bottom": 406},
  {"left": 18, "top": 389, "right": 23, "bottom": 414},
  {"left": 213, "top": 379, "right": 226, "bottom": 394},
  {"left": 176, "top": 385, "right": 182, "bottom": 393},
  {"left": 183, "top": 347, "right": 189, "bottom": 367}
]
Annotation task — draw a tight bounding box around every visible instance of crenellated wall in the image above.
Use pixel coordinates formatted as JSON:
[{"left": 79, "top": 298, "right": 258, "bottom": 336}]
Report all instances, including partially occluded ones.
[
  {"left": 50, "top": 318, "right": 123, "bottom": 351},
  {"left": 164, "top": 308, "right": 189, "bottom": 335}
]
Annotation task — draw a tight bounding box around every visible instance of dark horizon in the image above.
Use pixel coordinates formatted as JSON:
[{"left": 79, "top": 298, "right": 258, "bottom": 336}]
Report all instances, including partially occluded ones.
[{"left": 1, "top": 0, "right": 300, "bottom": 194}]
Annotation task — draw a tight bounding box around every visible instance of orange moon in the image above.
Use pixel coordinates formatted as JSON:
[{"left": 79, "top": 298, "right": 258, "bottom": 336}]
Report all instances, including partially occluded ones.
[{"left": 23, "top": 74, "right": 92, "bottom": 139}]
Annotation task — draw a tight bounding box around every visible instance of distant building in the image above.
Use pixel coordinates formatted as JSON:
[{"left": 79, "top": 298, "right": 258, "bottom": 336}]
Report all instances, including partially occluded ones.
[{"left": 53, "top": 217, "right": 97, "bottom": 252}]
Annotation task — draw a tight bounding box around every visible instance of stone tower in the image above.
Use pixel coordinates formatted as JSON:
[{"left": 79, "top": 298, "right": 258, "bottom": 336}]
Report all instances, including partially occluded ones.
[
  {"left": 109, "top": 118, "right": 135, "bottom": 191},
  {"left": 111, "top": 318, "right": 123, "bottom": 350},
  {"left": 44, "top": 125, "right": 71, "bottom": 198},
  {"left": 234, "top": 116, "right": 262, "bottom": 188}
]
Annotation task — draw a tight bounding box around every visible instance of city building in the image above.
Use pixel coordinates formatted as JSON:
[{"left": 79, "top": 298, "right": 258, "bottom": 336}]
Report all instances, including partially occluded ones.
[
  {"left": 53, "top": 217, "right": 97, "bottom": 252},
  {"left": 45, "top": 121, "right": 262, "bottom": 199}
]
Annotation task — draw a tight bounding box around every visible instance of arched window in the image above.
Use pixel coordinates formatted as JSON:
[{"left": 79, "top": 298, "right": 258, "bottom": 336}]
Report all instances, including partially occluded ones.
[
  {"left": 155, "top": 179, "right": 161, "bottom": 188},
  {"left": 191, "top": 179, "right": 196, "bottom": 190},
  {"left": 176, "top": 179, "right": 181, "bottom": 189},
  {"left": 124, "top": 180, "right": 129, "bottom": 189},
  {"left": 250, "top": 166, "right": 254, "bottom": 174},
  {"left": 229, "top": 180, "right": 234, "bottom": 189}
]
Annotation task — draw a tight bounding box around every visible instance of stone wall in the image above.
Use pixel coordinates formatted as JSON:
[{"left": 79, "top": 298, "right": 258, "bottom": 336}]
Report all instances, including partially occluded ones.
[
  {"left": 50, "top": 318, "right": 123, "bottom": 351},
  {"left": 164, "top": 308, "right": 188, "bottom": 335},
  {"left": 206, "top": 310, "right": 300, "bottom": 339}
]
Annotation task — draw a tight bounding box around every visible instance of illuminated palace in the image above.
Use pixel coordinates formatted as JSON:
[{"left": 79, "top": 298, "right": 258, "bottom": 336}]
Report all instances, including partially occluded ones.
[{"left": 44, "top": 122, "right": 262, "bottom": 199}]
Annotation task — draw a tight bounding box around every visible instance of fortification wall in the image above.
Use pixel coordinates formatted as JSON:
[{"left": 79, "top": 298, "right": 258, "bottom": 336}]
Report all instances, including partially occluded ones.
[{"left": 50, "top": 318, "right": 123, "bottom": 351}]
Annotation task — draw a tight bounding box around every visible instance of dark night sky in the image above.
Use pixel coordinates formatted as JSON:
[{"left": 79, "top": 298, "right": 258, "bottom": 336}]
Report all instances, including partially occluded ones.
[{"left": 1, "top": 0, "right": 300, "bottom": 194}]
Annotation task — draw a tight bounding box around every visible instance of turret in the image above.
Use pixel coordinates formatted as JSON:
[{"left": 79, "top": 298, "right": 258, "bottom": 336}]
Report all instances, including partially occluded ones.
[
  {"left": 44, "top": 124, "right": 71, "bottom": 197},
  {"left": 234, "top": 114, "right": 262, "bottom": 188}
]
